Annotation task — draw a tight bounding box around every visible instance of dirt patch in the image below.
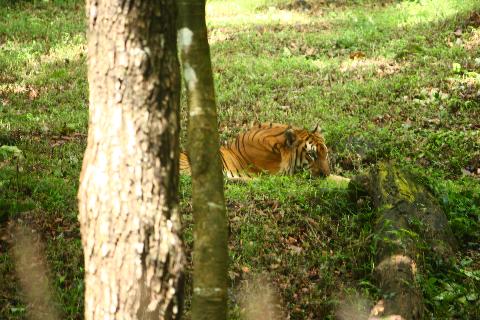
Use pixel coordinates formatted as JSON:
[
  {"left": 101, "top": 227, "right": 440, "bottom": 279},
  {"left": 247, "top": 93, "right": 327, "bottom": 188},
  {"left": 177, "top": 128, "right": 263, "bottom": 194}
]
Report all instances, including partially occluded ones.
[
  {"left": 340, "top": 56, "right": 407, "bottom": 78},
  {"left": 0, "top": 212, "right": 79, "bottom": 320},
  {"left": 279, "top": 0, "right": 399, "bottom": 13},
  {"left": 463, "top": 28, "right": 480, "bottom": 51}
]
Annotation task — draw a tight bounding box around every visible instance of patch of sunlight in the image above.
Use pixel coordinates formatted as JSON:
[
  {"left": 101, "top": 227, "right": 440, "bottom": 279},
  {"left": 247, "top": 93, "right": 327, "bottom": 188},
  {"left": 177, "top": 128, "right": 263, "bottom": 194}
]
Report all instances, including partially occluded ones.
[
  {"left": 311, "top": 58, "right": 339, "bottom": 73},
  {"left": 206, "top": 0, "right": 480, "bottom": 43},
  {"left": 325, "top": 175, "right": 351, "bottom": 189},
  {"left": 0, "top": 32, "right": 85, "bottom": 84},
  {"left": 393, "top": 0, "right": 477, "bottom": 28},
  {"left": 206, "top": 0, "right": 245, "bottom": 17},
  {"left": 39, "top": 33, "right": 85, "bottom": 65},
  {"left": 447, "top": 70, "right": 480, "bottom": 89},
  {"left": 207, "top": 0, "right": 287, "bottom": 17},
  {"left": 325, "top": 0, "right": 479, "bottom": 36},
  {"left": 339, "top": 56, "right": 408, "bottom": 78},
  {"left": 207, "top": 2, "right": 309, "bottom": 27},
  {"left": 0, "top": 82, "right": 27, "bottom": 96},
  {"left": 0, "top": 40, "right": 43, "bottom": 66}
]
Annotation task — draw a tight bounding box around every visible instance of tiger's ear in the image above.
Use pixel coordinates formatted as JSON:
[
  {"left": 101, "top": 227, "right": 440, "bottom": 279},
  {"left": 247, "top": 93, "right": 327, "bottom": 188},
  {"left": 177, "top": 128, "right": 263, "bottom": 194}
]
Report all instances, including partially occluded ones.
[
  {"left": 311, "top": 123, "right": 320, "bottom": 133},
  {"left": 284, "top": 129, "right": 297, "bottom": 148}
]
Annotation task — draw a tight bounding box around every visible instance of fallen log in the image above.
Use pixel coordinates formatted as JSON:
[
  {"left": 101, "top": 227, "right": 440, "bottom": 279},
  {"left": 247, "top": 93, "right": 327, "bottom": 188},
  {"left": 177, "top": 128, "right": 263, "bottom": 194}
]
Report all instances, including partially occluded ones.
[{"left": 349, "top": 162, "right": 457, "bottom": 320}]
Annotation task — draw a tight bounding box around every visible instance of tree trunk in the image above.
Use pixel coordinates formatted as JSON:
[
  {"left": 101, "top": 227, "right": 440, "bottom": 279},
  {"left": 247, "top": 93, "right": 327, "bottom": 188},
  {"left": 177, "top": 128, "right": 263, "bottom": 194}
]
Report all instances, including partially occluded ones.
[
  {"left": 349, "top": 162, "right": 457, "bottom": 320},
  {"left": 177, "top": 1, "right": 228, "bottom": 320},
  {"left": 78, "top": 1, "right": 184, "bottom": 319}
]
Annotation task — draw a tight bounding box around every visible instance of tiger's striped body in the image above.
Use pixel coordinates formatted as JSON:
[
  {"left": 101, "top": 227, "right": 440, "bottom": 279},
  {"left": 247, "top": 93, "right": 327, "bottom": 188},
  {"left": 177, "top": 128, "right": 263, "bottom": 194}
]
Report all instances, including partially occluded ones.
[{"left": 180, "top": 123, "right": 330, "bottom": 179}]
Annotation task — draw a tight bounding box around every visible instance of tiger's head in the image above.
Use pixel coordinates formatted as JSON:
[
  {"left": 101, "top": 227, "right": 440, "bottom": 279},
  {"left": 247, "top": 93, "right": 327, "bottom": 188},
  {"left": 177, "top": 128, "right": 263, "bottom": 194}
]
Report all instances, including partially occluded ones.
[{"left": 283, "top": 124, "right": 330, "bottom": 177}]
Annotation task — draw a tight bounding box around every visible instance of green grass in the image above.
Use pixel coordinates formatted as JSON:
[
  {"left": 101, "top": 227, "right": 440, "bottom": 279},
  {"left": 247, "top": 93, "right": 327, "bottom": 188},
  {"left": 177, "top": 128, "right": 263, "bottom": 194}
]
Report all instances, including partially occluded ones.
[{"left": 1, "top": 0, "right": 480, "bottom": 319}]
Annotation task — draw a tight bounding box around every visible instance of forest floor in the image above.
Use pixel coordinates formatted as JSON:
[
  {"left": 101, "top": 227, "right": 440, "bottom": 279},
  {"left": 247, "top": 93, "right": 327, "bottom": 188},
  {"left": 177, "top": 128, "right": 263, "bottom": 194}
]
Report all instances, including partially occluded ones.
[{"left": 1, "top": 0, "right": 479, "bottom": 319}]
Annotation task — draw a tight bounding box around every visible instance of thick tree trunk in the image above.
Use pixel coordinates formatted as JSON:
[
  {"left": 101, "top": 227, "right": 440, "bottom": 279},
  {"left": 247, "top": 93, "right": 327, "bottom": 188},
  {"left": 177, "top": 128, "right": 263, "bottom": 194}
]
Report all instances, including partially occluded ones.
[
  {"left": 177, "top": 1, "right": 228, "bottom": 319},
  {"left": 349, "top": 163, "right": 457, "bottom": 320},
  {"left": 78, "top": 1, "right": 184, "bottom": 319}
]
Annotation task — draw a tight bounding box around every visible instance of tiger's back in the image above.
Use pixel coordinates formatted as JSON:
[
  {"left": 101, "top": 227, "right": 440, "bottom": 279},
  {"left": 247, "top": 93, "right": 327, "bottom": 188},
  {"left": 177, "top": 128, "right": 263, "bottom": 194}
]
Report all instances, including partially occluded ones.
[{"left": 179, "top": 152, "right": 191, "bottom": 174}]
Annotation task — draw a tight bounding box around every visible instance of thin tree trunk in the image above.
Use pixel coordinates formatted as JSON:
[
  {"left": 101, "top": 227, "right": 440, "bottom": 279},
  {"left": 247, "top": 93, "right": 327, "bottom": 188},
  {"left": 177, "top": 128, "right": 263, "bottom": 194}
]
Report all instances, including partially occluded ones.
[
  {"left": 177, "top": 1, "right": 228, "bottom": 319},
  {"left": 78, "top": 1, "right": 184, "bottom": 319}
]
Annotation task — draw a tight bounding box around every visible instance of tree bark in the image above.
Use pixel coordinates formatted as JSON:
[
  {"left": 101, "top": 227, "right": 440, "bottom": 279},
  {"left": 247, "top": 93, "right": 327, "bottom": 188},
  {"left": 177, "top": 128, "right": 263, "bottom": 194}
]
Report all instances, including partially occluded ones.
[
  {"left": 78, "top": 1, "right": 184, "bottom": 319},
  {"left": 177, "top": 1, "right": 228, "bottom": 319},
  {"left": 349, "top": 162, "right": 457, "bottom": 320}
]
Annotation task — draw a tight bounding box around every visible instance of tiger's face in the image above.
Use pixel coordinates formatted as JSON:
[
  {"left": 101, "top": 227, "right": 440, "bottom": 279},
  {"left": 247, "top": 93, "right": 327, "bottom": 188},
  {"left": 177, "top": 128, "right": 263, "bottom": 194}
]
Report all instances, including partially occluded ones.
[
  {"left": 285, "top": 126, "right": 330, "bottom": 177},
  {"left": 304, "top": 137, "right": 330, "bottom": 177}
]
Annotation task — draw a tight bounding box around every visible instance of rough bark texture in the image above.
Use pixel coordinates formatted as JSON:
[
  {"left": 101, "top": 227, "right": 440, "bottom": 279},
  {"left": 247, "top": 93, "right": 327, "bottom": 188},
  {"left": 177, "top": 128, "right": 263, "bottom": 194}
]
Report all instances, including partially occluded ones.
[
  {"left": 178, "top": 1, "right": 228, "bottom": 319},
  {"left": 78, "top": 1, "right": 184, "bottom": 319},
  {"left": 349, "top": 162, "right": 457, "bottom": 320}
]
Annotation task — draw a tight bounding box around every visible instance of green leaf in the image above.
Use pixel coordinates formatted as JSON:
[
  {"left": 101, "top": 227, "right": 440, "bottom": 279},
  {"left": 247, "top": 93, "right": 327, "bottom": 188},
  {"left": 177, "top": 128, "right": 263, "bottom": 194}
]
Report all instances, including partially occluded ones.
[
  {"left": 466, "top": 292, "right": 478, "bottom": 301},
  {"left": 452, "top": 62, "right": 462, "bottom": 74},
  {"left": 460, "top": 269, "right": 480, "bottom": 281},
  {"left": 0, "top": 145, "right": 24, "bottom": 160},
  {"left": 10, "top": 307, "right": 26, "bottom": 314}
]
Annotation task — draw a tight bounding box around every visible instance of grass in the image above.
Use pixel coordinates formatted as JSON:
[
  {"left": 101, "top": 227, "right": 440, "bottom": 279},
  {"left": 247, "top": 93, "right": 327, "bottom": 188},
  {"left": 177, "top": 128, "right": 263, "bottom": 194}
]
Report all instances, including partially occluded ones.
[{"left": 1, "top": 0, "right": 479, "bottom": 319}]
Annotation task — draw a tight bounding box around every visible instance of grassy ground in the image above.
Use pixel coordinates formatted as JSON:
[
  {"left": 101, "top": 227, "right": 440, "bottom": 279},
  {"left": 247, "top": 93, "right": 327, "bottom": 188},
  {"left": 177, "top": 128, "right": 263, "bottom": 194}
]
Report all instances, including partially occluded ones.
[{"left": 1, "top": 0, "right": 479, "bottom": 319}]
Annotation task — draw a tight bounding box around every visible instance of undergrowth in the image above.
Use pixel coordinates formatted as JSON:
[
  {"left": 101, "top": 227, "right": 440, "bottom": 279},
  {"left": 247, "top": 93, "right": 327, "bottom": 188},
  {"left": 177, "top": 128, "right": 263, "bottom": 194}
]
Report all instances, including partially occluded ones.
[{"left": 0, "top": 0, "right": 479, "bottom": 319}]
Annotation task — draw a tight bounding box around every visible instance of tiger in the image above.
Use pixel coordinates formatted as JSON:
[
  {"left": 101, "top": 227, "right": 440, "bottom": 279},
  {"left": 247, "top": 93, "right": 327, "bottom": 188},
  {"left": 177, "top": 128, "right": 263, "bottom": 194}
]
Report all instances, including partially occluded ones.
[{"left": 179, "top": 123, "right": 330, "bottom": 179}]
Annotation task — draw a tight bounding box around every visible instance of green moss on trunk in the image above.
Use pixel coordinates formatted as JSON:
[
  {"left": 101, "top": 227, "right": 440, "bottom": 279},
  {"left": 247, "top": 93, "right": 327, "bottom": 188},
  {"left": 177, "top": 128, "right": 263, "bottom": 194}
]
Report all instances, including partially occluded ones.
[{"left": 349, "top": 162, "right": 458, "bottom": 320}]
